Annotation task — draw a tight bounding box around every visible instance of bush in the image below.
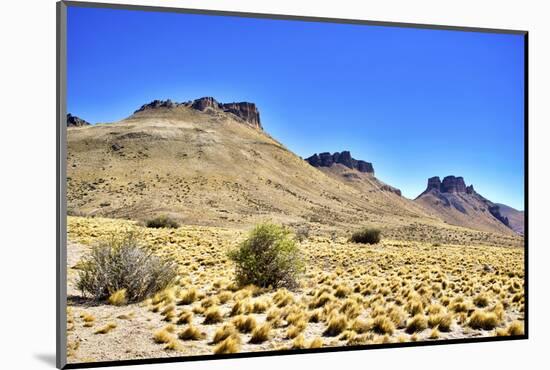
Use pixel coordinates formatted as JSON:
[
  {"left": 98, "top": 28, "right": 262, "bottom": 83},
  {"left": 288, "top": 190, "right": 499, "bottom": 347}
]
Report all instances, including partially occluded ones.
[
  {"left": 145, "top": 215, "right": 180, "bottom": 229},
  {"left": 350, "top": 228, "right": 381, "bottom": 244},
  {"left": 228, "top": 223, "right": 304, "bottom": 289},
  {"left": 76, "top": 231, "right": 177, "bottom": 303}
]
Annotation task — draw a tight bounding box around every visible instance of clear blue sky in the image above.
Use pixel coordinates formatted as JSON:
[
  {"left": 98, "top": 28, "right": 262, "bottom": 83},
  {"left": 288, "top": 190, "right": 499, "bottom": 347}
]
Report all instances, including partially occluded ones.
[{"left": 67, "top": 6, "right": 525, "bottom": 210}]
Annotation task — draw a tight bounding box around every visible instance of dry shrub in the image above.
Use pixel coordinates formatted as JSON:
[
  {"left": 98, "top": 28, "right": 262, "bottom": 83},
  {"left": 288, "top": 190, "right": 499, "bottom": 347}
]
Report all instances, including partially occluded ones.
[
  {"left": 228, "top": 223, "right": 305, "bottom": 289},
  {"left": 233, "top": 315, "right": 257, "bottom": 333},
  {"left": 324, "top": 314, "right": 348, "bottom": 336},
  {"left": 145, "top": 215, "right": 179, "bottom": 229},
  {"left": 94, "top": 322, "right": 117, "bottom": 334},
  {"left": 178, "top": 325, "right": 206, "bottom": 341},
  {"left": 350, "top": 228, "right": 381, "bottom": 244},
  {"left": 77, "top": 231, "right": 177, "bottom": 303}
]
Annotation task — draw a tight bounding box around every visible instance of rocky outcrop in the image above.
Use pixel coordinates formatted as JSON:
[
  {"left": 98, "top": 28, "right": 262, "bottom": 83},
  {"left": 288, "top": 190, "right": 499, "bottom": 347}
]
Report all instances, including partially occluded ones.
[
  {"left": 488, "top": 205, "right": 510, "bottom": 227},
  {"left": 421, "top": 175, "right": 469, "bottom": 194},
  {"left": 134, "top": 97, "right": 262, "bottom": 130},
  {"left": 441, "top": 176, "right": 467, "bottom": 193},
  {"left": 380, "top": 184, "right": 402, "bottom": 196},
  {"left": 67, "top": 113, "right": 90, "bottom": 127},
  {"left": 305, "top": 151, "right": 374, "bottom": 174},
  {"left": 221, "top": 102, "right": 261, "bottom": 130}
]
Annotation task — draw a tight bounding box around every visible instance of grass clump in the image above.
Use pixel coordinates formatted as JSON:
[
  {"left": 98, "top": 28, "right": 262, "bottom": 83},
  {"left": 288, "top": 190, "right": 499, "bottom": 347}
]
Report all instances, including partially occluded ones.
[
  {"left": 213, "top": 335, "right": 241, "bottom": 354},
  {"left": 350, "top": 228, "right": 381, "bottom": 244},
  {"left": 468, "top": 310, "right": 500, "bottom": 330},
  {"left": 203, "top": 306, "right": 223, "bottom": 325},
  {"left": 145, "top": 215, "right": 179, "bottom": 229},
  {"left": 324, "top": 314, "right": 348, "bottom": 336},
  {"left": 212, "top": 324, "right": 238, "bottom": 344},
  {"left": 406, "top": 314, "right": 428, "bottom": 334},
  {"left": 371, "top": 316, "right": 395, "bottom": 335},
  {"left": 250, "top": 322, "right": 272, "bottom": 344},
  {"left": 228, "top": 223, "right": 305, "bottom": 289},
  {"left": 232, "top": 315, "right": 257, "bottom": 333},
  {"left": 108, "top": 289, "right": 127, "bottom": 306},
  {"left": 77, "top": 231, "right": 177, "bottom": 303},
  {"left": 178, "top": 325, "right": 206, "bottom": 341}
]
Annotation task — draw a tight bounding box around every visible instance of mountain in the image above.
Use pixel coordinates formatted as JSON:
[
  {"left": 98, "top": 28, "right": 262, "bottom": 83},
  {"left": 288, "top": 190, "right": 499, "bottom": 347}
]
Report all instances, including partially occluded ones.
[
  {"left": 66, "top": 96, "right": 450, "bottom": 235},
  {"left": 495, "top": 203, "right": 525, "bottom": 235},
  {"left": 67, "top": 113, "right": 91, "bottom": 127},
  {"left": 414, "top": 175, "right": 517, "bottom": 235},
  {"left": 66, "top": 96, "right": 522, "bottom": 246}
]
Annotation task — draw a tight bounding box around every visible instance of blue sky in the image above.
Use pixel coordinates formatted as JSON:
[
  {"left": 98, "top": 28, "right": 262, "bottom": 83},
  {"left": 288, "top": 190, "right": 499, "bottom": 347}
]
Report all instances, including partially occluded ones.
[{"left": 67, "top": 6, "right": 525, "bottom": 209}]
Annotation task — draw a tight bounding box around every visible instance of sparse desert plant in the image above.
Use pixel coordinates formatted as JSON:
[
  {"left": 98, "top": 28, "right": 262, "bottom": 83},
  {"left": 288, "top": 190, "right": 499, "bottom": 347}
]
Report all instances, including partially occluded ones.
[
  {"left": 309, "top": 337, "right": 323, "bottom": 348},
  {"left": 406, "top": 314, "right": 428, "bottom": 334},
  {"left": 145, "top": 215, "right": 179, "bottom": 229},
  {"left": 232, "top": 315, "right": 257, "bottom": 333},
  {"left": 94, "top": 322, "right": 117, "bottom": 334},
  {"left": 324, "top": 314, "right": 348, "bottom": 336},
  {"left": 228, "top": 223, "right": 305, "bottom": 289},
  {"left": 468, "top": 310, "right": 500, "bottom": 330},
  {"left": 496, "top": 321, "right": 524, "bottom": 336},
  {"left": 292, "top": 334, "right": 306, "bottom": 349},
  {"left": 428, "top": 313, "right": 453, "bottom": 332},
  {"left": 371, "top": 316, "right": 395, "bottom": 335},
  {"left": 153, "top": 328, "right": 173, "bottom": 344},
  {"left": 203, "top": 306, "right": 223, "bottom": 324},
  {"left": 176, "top": 310, "right": 193, "bottom": 325},
  {"left": 178, "top": 325, "right": 206, "bottom": 341},
  {"left": 250, "top": 322, "right": 272, "bottom": 343},
  {"left": 212, "top": 324, "right": 238, "bottom": 344},
  {"left": 76, "top": 231, "right": 177, "bottom": 303},
  {"left": 178, "top": 287, "right": 198, "bottom": 305},
  {"left": 350, "top": 228, "right": 381, "bottom": 244},
  {"left": 213, "top": 335, "right": 241, "bottom": 354},
  {"left": 108, "top": 289, "right": 127, "bottom": 306},
  {"left": 473, "top": 293, "right": 490, "bottom": 308}
]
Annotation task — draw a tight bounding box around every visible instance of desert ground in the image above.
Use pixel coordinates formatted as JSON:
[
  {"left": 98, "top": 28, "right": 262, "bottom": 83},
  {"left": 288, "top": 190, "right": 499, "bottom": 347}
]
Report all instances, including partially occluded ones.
[{"left": 66, "top": 216, "right": 524, "bottom": 363}]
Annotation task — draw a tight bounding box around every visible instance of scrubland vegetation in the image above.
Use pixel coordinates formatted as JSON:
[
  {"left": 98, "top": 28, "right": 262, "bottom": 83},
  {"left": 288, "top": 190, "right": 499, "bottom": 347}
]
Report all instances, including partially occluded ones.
[{"left": 66, "top": 216, "right": 524, "bottom": 362}]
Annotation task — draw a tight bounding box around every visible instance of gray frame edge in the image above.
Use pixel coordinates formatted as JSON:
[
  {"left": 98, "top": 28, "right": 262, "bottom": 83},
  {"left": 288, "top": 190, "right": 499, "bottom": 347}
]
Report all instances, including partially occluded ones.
[
  {"left": 56, "top": 1, "right": 68, "bottom": 369},
  {"left": 62, "top": 0, "right": 527, "bottom": 35}
]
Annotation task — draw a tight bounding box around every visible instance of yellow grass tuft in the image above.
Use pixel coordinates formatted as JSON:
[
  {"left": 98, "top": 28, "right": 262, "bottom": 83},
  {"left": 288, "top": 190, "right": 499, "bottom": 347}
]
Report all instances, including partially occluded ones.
[
  {"left": 213, "top": 335, "right": 241, "bottom": 354},
  {"left": 178, "top": 325, "right": 206, "bottom": 341},
  {"left": 108, "top": 289, "right": 127, "bottom": 306},
  {"left": 324, "top": 314, "right": 348, "bottom": 336},
  {"left": 371, "top": 316, "right": 395, "bottom": 335},
  {"left": 406, "top": 314, "right": 428, "bottom": 334},
  {"left": 232, "top": 315, "right": 257, "bottom": 333},
  {"left": 250, "top": 322, "right": 272, "bottom": 343},
  {"left": 468, "top": 310, "right": 500, "bottom": 330},
  {"left": 212, "top": 324, "right": 238, "bottom": 344},
  {"left": 203, "top": 306, "right": 223, "bottom": 325},
  {"left": 94, "top": 322, "right": 117, "bottom": 334},
  {"left": 153, "top": 328, "right": 173, "bottom": 344}
]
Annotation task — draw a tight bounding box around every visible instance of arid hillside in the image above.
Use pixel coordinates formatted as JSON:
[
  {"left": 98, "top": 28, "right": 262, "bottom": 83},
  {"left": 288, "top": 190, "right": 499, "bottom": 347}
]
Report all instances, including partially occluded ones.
[{"left": 68, "top": 97, "right": 463, "bottom": 238}]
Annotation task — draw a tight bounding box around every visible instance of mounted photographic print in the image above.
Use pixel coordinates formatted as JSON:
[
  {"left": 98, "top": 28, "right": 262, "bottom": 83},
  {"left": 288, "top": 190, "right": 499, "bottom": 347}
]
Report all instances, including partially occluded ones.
[{"left": 56, "top": 1, "right": 528, "bottom": 368}]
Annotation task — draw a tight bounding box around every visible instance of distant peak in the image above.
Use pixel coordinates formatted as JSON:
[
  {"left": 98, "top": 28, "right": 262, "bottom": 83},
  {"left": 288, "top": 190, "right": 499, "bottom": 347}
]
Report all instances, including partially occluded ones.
[
  {"left": 134, "top": 97, "right": 262, "bottom": 130},
  {"left": 305, "top": 151, "right": 374, "bottom": 174},
  {"left": 67, "top": 113, "right": 90, "bottom": 127}
]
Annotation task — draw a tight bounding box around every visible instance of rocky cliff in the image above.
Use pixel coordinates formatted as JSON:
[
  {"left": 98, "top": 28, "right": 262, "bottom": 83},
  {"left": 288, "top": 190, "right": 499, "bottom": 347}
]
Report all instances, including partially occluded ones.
[
  {"left": 305, "top": 151, "right": 374, "bottom": 174},
  {"left": 135, "top": 97, "right": 262, "bottom": 130}
]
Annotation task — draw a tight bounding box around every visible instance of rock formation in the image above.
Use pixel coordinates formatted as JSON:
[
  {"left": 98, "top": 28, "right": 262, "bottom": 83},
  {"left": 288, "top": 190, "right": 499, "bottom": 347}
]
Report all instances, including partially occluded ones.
[
  {"left": 67, "top": 113, "right": 90, "bottom": 127},
  {"left": 421, "top": 176, "right": 470, "bottom": 194},
  {"left": 134, "top": 97, "right": 262, "bottom": 130},
  {"left": 305, "top": 151, "right": 374, "bottom": 174}
]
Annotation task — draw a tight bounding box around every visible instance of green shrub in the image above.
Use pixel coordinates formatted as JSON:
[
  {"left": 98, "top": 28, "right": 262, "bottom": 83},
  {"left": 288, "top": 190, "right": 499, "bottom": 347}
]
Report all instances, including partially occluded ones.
[
  {"left": 76, "top": 231, "right": 177, "bottom": 302},
  {"left": 145, "top": 215, "right": 180, "bottom": 229},
  {"left": 228, "top": 223, "right": 304, "bottom": 289},
  {"left": 350, "top": 228, "right": 381, "bottom": 244}
]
